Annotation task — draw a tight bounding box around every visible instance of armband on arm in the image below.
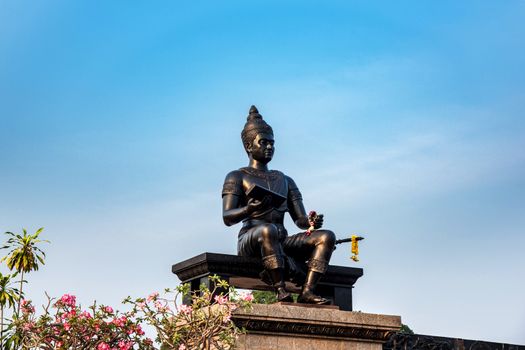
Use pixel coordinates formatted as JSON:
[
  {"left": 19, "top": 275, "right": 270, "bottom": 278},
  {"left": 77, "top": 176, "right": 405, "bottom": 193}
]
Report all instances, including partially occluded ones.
[
  {"left": 222, "top": 179, "right": 244, "bottom": 197},
  {"left": 222, "top": 175, "right": 250, "bottom": 226},
  {"left": 289, "top": 188, "right": 303, "bottom": 202}
]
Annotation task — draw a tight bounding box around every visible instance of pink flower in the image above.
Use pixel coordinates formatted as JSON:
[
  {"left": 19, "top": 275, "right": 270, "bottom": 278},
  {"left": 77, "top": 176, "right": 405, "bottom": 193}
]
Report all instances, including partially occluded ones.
[
  {"left": 80, "top": 311, "right": 92, "bottom": 319},
  {"left": 104, "top": 306, "right": 114, "bottom": 313},
  {"left": 59, "top": 310, "right": 77, "bottom": 321},
  {"left": 118, "top": 340, "right": 133, "bottom": 350},
  {"left": 147, "top": 292, "right": 159, "bottom": 302},
  {"left": 60, "top": 294, "right": 76, "bottom": 307},
  {"left": 22, "top": 321, "right": 34, "bottom": 331},
  {"left": 179, "top": 344, "right": 186, "bottom": 350},
  {"left": 178, "top": 304, "right": 192, "bottom": 315},
  {"left": 135, "top": 325, "right": 145, "bottom": 336},
  {"left": 240, "top": 292, "right": 254, "bottom": 302},
  {"left": 20, "top": 299, "right": 35, "bottom": 314},
  {"left": 63, "top": 322, "right": 71, "bottom": 331},
  {"left": 97, "top": 342, "right": 110, "bottom": 350},
  {"left": 112, "top": 316, "right": 127, "bottom": 327},
  {"left": 137, "top": 302, "right": 146, "bottom": 310},
  {"left": 214, "top": 295, "right": 228, "bottom": 305},
  {"left": 63, "top": 309, "right": 77, "bottom": 319},
  {"left": 154, "top": 300, "right": 169, "bottom": 312}
]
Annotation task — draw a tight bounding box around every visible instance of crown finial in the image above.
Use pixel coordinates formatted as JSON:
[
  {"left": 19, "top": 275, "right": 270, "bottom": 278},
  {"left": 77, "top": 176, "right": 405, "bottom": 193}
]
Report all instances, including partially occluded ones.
[{"left": 247, "top": 105, "right": 263, "bottom": 121}]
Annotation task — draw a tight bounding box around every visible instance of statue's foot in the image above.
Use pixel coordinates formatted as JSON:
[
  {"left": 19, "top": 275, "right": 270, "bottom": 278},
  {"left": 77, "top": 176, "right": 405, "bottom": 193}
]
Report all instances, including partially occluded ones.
[
  {"left": 297, "top": 290, "right": 330, "bottom": 305},
  {"left": 276, "top": 287, "right": 293, "bottom": 302}
]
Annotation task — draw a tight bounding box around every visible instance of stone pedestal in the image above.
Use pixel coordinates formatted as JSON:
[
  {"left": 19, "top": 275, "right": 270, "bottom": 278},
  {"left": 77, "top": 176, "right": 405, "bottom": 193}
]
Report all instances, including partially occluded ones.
[
  {"left": 172, "top": 253, "right": 363, "bottom": 311},
  {"left": 233, "top": 304, "right": 401, "bottom": 350}
]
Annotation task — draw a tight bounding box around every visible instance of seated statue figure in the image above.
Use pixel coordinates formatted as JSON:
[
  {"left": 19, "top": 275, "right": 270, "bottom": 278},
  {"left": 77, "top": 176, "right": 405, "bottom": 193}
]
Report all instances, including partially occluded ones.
[{"left": 222, "top": 105, "right": 336, "bottom": 304}]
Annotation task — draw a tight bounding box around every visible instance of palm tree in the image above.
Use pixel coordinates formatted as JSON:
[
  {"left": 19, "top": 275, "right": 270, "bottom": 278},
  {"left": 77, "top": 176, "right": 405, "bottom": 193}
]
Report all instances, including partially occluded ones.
[
  {"left": 0, "top": 272, "right": 19, "bottom": 346},
  {"left": 1, "top": 228, "right": 49, "bottom": 316}
]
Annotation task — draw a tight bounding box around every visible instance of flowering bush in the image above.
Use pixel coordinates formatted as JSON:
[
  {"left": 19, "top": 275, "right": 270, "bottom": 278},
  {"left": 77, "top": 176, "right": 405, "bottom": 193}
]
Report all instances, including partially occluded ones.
[
  {"left": 2, "top": 231, "right": 253, "bottom": 349},
  {"left": 125, "top": 275, "right": 253, "bottom": 350},
  {"left": 12, "top": 276, "right": 252, "bottom": 350},
  {"left": 13, "top": 294, "right": 155, "bottom": 350}
]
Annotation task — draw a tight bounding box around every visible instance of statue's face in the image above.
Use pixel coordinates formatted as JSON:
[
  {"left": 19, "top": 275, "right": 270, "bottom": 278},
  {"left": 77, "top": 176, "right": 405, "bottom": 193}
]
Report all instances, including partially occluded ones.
[{"left": 247, "top": 133, "right": 275, "bottom": 163}]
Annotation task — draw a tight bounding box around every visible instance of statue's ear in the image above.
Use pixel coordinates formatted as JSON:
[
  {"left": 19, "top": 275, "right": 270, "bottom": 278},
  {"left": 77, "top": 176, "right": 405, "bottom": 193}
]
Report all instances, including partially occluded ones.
[{"left": 245, "top": 142, "right": 253, "bottom": 153}]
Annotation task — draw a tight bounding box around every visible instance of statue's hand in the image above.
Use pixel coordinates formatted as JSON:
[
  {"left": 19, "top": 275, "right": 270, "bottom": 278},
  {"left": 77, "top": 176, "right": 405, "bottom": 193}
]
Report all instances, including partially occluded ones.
[
  {"left": 295, "top": 216, "right": 309, "bottom": 229},
  {"left": 246, "top": 196, "right": 272, "bottom": 214},
  {"left": 312, "top": 214, "right": 324, "bottom": 229},
  {"left": 296, "top": 213, "right": 324, "bottom": 230}
]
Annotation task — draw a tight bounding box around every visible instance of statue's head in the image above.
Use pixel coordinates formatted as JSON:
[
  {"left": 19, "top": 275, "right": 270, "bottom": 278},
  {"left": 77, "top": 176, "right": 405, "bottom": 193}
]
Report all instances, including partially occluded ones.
[{"left": 241, "top": 105, "right": 275, "bottom": 162}]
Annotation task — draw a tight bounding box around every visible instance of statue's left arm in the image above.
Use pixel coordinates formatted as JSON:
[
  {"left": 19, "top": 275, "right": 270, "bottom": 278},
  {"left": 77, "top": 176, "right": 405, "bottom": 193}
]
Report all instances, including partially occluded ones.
[{"left": 286, "top": 176, "right": 311, "bottom": 230}]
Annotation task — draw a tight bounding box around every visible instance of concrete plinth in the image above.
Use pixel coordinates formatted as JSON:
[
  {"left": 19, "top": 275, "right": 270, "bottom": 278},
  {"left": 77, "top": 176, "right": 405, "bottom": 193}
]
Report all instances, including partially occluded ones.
[{"left": 233, "top": 304, "right": 401, "bottom": 350}]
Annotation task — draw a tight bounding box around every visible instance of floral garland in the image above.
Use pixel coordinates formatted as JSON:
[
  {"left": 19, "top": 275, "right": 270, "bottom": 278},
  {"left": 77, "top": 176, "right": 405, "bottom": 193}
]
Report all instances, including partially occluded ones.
[
  {"left": 351, "top": 235, "right": 360, "bottom": 262},
  {"left": 305, "top": 211, "right": 318, "bottom": 236}
]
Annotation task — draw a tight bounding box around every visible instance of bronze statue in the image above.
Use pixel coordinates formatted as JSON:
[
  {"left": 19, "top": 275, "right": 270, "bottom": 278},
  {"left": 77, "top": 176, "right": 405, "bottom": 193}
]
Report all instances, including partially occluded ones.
[{"left": 222, "top": 106, "right": 336, "bottom": 304}]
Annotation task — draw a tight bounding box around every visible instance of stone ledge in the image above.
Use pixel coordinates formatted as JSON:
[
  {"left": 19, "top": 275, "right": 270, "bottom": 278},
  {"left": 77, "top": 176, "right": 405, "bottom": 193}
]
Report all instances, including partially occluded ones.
[
  {"left": 233, "top": 304, "right": 401, "bottom": 343},
  {"left": 172, "top": 252, "right": 364, "bottom": 311}
]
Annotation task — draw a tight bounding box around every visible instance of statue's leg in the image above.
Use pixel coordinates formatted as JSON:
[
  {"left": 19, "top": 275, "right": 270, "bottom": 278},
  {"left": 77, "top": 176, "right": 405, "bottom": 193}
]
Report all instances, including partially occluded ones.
[
  {"left": 238, "top": 224, "right": 292, "bottom": 302},
  {"left": 284, "top": 229, "right": 336, "bottom": 304}
]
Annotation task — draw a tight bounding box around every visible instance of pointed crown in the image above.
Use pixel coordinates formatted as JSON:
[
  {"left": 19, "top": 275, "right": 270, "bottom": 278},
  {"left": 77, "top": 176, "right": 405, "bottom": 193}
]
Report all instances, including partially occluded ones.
[{"left": 241, "top": 105, "right": 273, "bottom": 149}]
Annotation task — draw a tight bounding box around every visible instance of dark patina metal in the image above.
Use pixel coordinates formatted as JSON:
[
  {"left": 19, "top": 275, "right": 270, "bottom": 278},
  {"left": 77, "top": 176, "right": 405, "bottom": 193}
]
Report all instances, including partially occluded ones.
[{"left": 220, "top": 105, "right": 346, "bottom": 305}]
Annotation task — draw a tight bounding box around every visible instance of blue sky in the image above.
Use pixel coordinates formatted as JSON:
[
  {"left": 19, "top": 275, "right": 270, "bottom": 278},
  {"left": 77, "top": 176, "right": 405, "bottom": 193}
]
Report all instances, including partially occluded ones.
[{"left": 1, "top": 0, "right": 524, "bottom": 344}]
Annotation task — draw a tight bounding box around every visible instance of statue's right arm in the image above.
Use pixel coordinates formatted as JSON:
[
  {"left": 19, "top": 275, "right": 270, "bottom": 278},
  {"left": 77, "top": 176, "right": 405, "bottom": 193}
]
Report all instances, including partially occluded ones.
[
  {"left": 222, "top": 195, "right": 249, "bottom": 226},
  {"left": 222, "top": 171, "right": 249, "bottom": 226}
]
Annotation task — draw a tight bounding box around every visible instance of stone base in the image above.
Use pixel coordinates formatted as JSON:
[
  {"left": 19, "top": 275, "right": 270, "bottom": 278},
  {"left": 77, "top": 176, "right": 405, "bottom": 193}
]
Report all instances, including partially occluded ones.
[
  {"left": 172, "top": 253, "right": 363, "bottom": 311},
  {"left": 233, "top": 304, "right": 401, "bottom": 350}
]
